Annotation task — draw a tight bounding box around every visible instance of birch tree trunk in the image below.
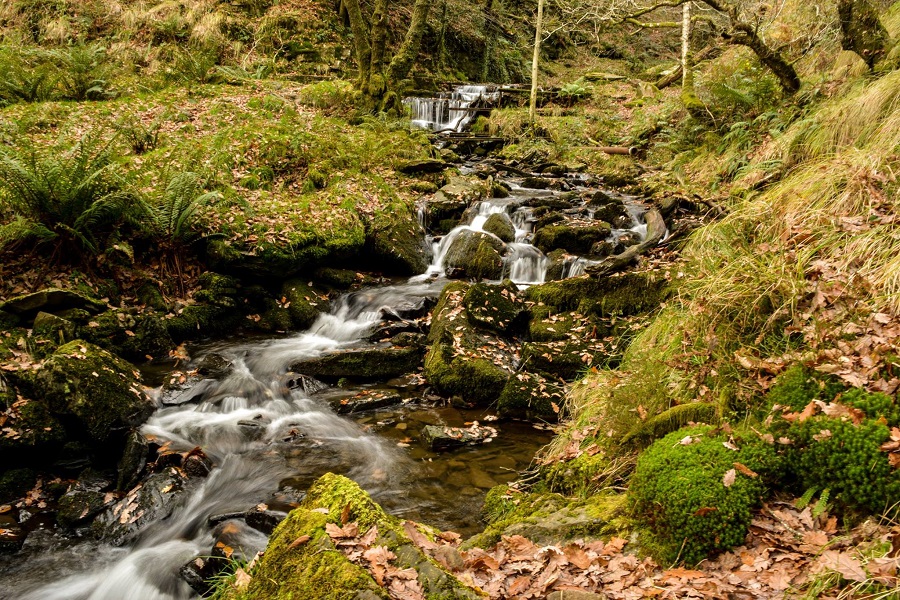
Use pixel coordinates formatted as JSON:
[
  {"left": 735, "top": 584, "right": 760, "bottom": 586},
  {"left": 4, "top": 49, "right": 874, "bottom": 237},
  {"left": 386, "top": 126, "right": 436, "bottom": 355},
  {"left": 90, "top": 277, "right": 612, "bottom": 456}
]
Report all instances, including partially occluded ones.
[{"left": 529, "top": 0, "right": 545, "bottom": 125}]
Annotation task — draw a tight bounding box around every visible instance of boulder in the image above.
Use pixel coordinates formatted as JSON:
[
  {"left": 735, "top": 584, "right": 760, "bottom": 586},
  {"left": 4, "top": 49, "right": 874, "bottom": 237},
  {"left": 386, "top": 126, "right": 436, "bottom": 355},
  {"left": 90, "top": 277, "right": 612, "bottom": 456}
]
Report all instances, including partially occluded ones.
[
  {"left": 57, "top": 474, "right": 116, "bottom": 529},
  {"left": 291, "top": 346, "right": 424, "bottom": 381},
  {"left": 521, "top": 177, "right": 552, "bottom": 189},
  {"left": 364, "top": 203, "right": 430, "bottom": 275},
  {"left": 522, "top": 340, "right": 603, "bottom": 381},
  {"left": 423, "top": 343, "right": 509, "bottom": 406},
  {"left": 313, "top": 267, "right": 357, "bottom": 290},
  {"left": 427, "top": 177, "right": 488, "bottom": 234},
  {"left": 91, "top": 469, "right": 187, "bottom": 545},
  {"left": 0, "top": 394, "right": 66, "bottom": 466},
  {"left": 497, "top": 372, "right": 566, "bottom": 422},
  {"left": 0, "top": 515, "right": 24, "bottom": 554},
  {"left": 32, "top": 312, "right": 77, "bottom": 346},
  {"left": 533, "top": 223, "right": 611, "bottom": 255},
  {"left": 117, "top": 431, "right": 149, "bottom": 491},
  {"left": 482, "top": 213, "right": 516, "bottom": 243},
  {"left": 35, "top": 341, "right": 154, "bottom": 448},
  {"left": 443, "top": 230, "right": 505, "bottom": 280},
  {"left": 280, "top": 279, "right": 330, "bottom": 330},
  {"left": 396, "top": 159, "right": 447, "bottom": 175},
  {"left": 332, "top": 390, "right": 403, "bottom": 414},
  {"left": 526, "top": 270, "right": 671, "bottom": 318},
  {"left": 422, "top": 423, "right": 498, "bottom": 451},
  {"left": 462, "top": 282, "right": 529, "bottom": 335},
  {"left": 590, "top": 200, "right": 633, "bottom": 229},
  {"left": 0, "top": 288, "right": 106, "bottom": 320},
  {"left": 79, "top": 309, "right": 174, "bottom": 361}
]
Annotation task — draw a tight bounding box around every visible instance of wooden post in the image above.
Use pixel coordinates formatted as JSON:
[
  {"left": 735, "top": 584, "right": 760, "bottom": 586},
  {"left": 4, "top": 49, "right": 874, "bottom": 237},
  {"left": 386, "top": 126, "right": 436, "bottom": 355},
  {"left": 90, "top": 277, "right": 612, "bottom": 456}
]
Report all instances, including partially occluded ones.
[{"left": 529, "top": 0, "right": 544, "bottom": 126}]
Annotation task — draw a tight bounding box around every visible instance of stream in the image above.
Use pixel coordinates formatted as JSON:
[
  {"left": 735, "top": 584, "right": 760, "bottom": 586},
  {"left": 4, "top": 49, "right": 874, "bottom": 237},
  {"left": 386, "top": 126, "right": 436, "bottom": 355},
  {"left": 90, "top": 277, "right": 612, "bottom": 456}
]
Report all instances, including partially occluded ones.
[{"left": 0, "top": 86, "right": 651, "bottom": 600}]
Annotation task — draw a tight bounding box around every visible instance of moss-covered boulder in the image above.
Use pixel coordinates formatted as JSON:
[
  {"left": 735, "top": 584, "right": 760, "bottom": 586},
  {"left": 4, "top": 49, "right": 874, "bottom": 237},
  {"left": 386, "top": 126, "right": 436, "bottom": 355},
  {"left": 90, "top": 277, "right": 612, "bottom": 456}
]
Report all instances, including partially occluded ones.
[
  {"left": 521, "top": 340, "right": 602, "bottom": 381},
  {"left": 482, "top": 213, "right": 516, "bottom": 243},
  {"left": 525, "top": 271, "right": 670, "bottom": 318},
  {"left": 78, "top": 309, "right": 174, "bottom": 361},
  {"left": 0, "top": 394, "right": 66, "bottom": 466},
  {"left": 497, "top": 372, "right": 566, "bottom": 422},
  {"left": 291, "top": 346, "right": 424, "bottom": 381},
  {"left": 0, "top": 288, "right": 106, "bottom": 320},
  {"left": 462, "top": 282, "right": 529, "bottom": 335},
  {"left": 427, "top": 177, "right": 489, "bottom": 234},
  {"left": 35, "top": 341, "right": 153, "bottom": 448},
  {"left": 214, "top": 473, "right": 482, "bottom": 600},
  {"left": 280, "top": 280, "right": 329, "bottom": 330},
  {"left": 424, "top": 343, "right": 510, "bottom": 406},
  {"left": 364, "top": 203, "right": 430, "bottom": 275},
  {"left": 166, "top": 304, "right": 244, "bottom": 341},
  {"left": 465, "top": 486, "right": 629, "bottom": 549},
  {"left": 443, "top": 230, "right": 505, "bottom": 280},
  {"left": 32, "top": 312, "right": 78, "bottom": 347},
  {"left": 533, "top": 223, "right": 611, "bottom": 255}
]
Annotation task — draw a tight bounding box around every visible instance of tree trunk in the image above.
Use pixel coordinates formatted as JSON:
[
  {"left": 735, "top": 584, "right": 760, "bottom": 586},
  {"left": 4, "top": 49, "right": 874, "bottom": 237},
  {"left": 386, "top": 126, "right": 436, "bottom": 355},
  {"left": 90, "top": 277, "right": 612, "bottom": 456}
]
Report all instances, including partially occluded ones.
[
  {"left": 838, "top": 0, "right": 890, "bottom": 67},
  {"left": 656, "top": 44, "right": 721, "bottom": 89},
  {"left": 680, "top": 3, "right": 707, "bottom": 117},
  {"left": 529, "top": 0, "right": 545, "bottom": 125},
  {"left": 387, "top": 0, "right": 432, "bottom": 84},
  {"left": 342, "top": 0, "right": 372, "bottom": 85},
  {"left": 727, "top": 23, "right": 801, "bottom": 95},
  {"left": 369, "top": 0, "right": 389, "bottom": 75}
]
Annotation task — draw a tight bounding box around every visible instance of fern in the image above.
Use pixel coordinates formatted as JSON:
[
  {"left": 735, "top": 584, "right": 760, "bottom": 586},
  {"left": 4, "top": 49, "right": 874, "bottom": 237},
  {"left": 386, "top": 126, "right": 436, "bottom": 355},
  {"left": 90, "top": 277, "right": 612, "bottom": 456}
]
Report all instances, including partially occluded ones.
[
  {"left": 48, "top": 43, "right": 114, "bottom": 101},
  {"left": 796, "top": 486, "right": 818, "bottom": 510},
  {"left": 812, "top": 488, "right": 831, "bottom": 519},
  {"left": 0, "top": 215, "right": 55, "bottom": 251}
]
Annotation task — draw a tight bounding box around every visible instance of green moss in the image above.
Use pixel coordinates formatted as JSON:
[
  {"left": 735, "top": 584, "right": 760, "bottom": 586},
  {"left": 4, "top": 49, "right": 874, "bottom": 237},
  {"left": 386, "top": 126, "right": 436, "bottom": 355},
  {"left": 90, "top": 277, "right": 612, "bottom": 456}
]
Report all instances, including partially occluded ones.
[
  {"left": 427, "top": 282, "right": 471, "bottom": 344},
  {"left": 424, "top": 342, "right": 509, "bottom": 406},
  {"left": 496, "top": 372, "right": 565, "bottom": 421},
  {"left": 541, "top": 450, "right": 615, "bottom": 497},
  {"left": 621, "top": 402, "right": 719, "bottom": 447},
  {"left": 525, "top": 271, "right": 670, "bottom": 318},
  {"left": 364, "top": 201, "right": 429, "bottom": 276},
  {"left": 532, "top": 224, "right": 611, "bottom": 255},
  {"left": 465, "top": 486, "right": 629, "bottom": 549},
  {"left": 764, "top": 364, "right": 844, "bottom": 412},
  {"left": 482, "top": 213, "right": 515, "bottom": 243},
  {"left": 313, "top": 267, "right": 357, "bottom": 290},
  {"left": 79, "top": 309, "right": 174, "bottom": 361},
  {"left": 0, "top": 395, "right": 66, "bottom": 464},
  {"left": 36, "top": 341, "right": 153, "bottom": 447},
  {"left": 281, "top": 279, "right": 328, "bottom": 330},
  {"left": 463, "top": 282, "right": 529, "bottom": 335},
  {"left": 630, "top": 425, "right": 783, "bottom": 565},
  {"left": 166, "top": 304, "right": 243, "bottom": 341},
  {"left": 521, "top": 340, "right": 596, "bottom": 381}
]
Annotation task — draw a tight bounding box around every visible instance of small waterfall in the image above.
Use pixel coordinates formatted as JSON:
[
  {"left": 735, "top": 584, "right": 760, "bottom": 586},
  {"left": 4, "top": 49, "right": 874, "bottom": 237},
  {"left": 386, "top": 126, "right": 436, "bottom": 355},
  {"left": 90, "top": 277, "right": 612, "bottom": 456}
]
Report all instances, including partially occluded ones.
[
  {"left": 404, "top": 85, "right": 498, "bottom": 133},
  {"left": 505, "top": 244, "right": 548, "bottom": 285}
]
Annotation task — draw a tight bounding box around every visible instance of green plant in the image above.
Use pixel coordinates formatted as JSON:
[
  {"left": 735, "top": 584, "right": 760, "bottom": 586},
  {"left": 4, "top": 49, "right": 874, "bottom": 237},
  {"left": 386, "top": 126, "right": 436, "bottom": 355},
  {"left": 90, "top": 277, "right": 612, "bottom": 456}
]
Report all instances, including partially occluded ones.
[
  {"left": 114, "top": 115, "right": 162, "bottom": 155},
  {"left": 0, "top": 46, "right": 56, "bottom": 105},
  {"left": 168, "top": 50, "right": 223, "bottom": 84},
  {"left": 557, "top": 78, "right": 592, "bottom": 106},
  {"left": 144, "top": 172, "right": 219, "bottom": 294},
  {"left": 0, "top": 136, "right": 136, "bottom": 262},
  {"left": 630, "top": 425, "right": 783, "bottom": 565},
  {"left": 49, "top": 43, "right": 114, "bottom": 101}
]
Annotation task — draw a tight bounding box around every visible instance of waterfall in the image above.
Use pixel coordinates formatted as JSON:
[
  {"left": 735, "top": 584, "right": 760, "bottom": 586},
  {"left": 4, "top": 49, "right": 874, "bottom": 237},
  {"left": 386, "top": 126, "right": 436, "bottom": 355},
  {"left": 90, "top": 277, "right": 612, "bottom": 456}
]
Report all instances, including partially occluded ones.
[{"left": 404, "top": 85, "right": 498, "bottom": 132}]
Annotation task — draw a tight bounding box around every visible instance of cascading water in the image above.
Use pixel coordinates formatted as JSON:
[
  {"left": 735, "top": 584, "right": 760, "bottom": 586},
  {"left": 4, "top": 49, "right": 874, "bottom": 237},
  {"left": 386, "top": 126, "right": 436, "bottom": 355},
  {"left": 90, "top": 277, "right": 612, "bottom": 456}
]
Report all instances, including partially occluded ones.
[{"left": 404, "top": 85, "right": 498, "bottom": 132}]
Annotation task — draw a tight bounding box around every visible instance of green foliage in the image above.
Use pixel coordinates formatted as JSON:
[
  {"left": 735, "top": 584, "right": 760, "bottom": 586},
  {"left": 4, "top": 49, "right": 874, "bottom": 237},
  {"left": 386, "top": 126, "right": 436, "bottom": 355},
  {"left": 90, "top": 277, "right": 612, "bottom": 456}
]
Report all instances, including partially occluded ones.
[
  {"left": 557, "top": 78, "right": 592, "bottom": 106},
  {"left": 0, "top": 47, "right": 56, "bottom": 105},
  {"left": 48, "top": 43, "right": 115, "bottom": 101},
  {"left": 0, "top": 136, "right": 136, "bottom": 260},
  {"left": 630, "top": 425, "right": 783, "bottom": 565},
  {"left": 785, "top": 415, "right": 900, "bottom": 516},
  {"left": 114, "top": 115, "right": 162, "bottom": 156},
  {"left": 168, "top": 50, "right": 223, "bottom": 84},
  {"left": 764, "top": 365, "right": 844, "bottom": 412}
]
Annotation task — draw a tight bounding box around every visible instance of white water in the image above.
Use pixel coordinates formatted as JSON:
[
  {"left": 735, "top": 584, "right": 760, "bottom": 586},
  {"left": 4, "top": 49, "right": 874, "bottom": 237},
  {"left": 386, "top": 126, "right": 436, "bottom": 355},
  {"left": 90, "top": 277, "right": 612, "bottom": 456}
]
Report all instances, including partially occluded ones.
[
  {"left": 404, "top": 85, "right": 498, "bottom": 132},
  {"left": 13, "top": 282, "right": 446, "bottom": 600}
]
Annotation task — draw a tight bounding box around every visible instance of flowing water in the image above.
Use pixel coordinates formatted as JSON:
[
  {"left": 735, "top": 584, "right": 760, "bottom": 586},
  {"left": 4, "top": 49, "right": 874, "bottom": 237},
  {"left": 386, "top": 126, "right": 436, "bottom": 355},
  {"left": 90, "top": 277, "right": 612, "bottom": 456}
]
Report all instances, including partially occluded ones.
[
  {"left": 404, "top": 85, "right": 498, "bottom": 132},
  {"left": 0, "top": 140, "right": 651, "bottom": 599}
]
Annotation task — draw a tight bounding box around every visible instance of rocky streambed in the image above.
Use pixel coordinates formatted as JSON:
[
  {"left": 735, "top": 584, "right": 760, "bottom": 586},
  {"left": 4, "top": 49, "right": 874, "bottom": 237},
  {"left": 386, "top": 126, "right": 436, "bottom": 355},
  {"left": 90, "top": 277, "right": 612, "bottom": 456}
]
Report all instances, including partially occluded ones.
[{"left": 0, "top": 151, "right": 677, "bottom": 599}]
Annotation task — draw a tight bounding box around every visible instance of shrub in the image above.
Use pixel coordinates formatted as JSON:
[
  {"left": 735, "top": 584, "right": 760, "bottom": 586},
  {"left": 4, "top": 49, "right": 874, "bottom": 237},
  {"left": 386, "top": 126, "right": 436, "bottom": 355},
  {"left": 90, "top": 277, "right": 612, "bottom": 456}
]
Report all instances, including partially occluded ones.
[
  {"left": 0, "top": 136, "right": 135, "bottom": 260},
  {"left": 49, "top": 43, "right": 115, "bottom": 101},
  {"left": 630, "top": 425, "right": 783, "bottom": 565},
  {"left": 557, "top": 78, "right": 592, "bottom": 106},
  {"left": 0, "top": 46, "right": 56, "bottom": 105}
]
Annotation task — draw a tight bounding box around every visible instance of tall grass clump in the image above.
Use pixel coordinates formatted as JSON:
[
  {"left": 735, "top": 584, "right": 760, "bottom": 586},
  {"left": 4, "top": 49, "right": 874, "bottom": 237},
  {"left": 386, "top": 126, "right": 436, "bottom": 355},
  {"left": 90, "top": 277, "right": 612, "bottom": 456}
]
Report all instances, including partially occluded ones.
[
  {"left": 554, "top": 67, "right": 900, "bottom": 460},
  {"left": 0, "top": 137, "right": 136, "bottom": 263}
]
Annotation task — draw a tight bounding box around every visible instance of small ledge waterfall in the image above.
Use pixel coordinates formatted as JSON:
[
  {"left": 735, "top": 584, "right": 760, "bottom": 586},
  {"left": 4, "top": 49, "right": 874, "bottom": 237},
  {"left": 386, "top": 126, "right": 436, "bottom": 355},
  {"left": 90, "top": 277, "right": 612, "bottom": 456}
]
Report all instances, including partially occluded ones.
[{"left": 404, "top": 85, "right": 498, "bottom": 132}]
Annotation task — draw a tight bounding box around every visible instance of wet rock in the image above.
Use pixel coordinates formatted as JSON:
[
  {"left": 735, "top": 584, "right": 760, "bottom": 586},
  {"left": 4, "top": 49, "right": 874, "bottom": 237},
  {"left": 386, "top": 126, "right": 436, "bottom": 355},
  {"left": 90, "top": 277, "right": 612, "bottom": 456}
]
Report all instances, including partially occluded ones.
[
  {"left": 0, "top": 395, "right": 66, "bottom": 467},
  {"left": 428, "top": 177, "right": 488, "bottom": 234},
  {"left": 280, "top": 372, "right": 327, "bottom": 396},
  {"left": 333, "top": 390, "right": 403, "bottom": 414},
  {"left": 497, "top": 372, "right": 566, "bottom": 422},
  {"left": 36, "top": 341, "right": 154, "bottom": 448},
  {"left": 160, "top": 375, "right": 216, "bottom": 407},
  {"left": 313, "top": 267, "right": 357, "bottom": 290},
  {"left": 591, "top": 201, "right": 633, "bottom": 230},
  {"left": 482, "top": 213, "right": 516, "bottom": 243},
  {"left": 439, "top": 148, "right": 460, "bottom": 163},
  {"left": 78, "top": 308, "right": 174, "bottom": 361},
  {"left": 397, "top": 159, "right": 447, "bottom": 175},
  {"left": 523, "top": 197, "right": 576, "bottom": 210},
  {"left": 463, "top": 282, "right": 529, "bottom": 335},
  {"left": 444, "top": 230, "right": 506, "bottom": 280},
  {"left": 0, "top": 468, "right": 37, "bottom": 504},
  {"left": 91, "top": 469, "right": 186, "bottom": 545},
  {"left": 422, "top": 423, "right": 498, "bottom": 451},
  {"left": 533, "top": 223, "right": 612, "bottom": 255},
  {"left": 246, "top": 507, "right": 289, "bottom": 534},
  {"left": 196, "top": 353, "right": 234, "bottom": 379},
  {"left": 165, "top": 303, "right": 243, "bottom": 342},
  {"left": 183, "top": 452, "right": 213, "bottom": 478},
  {"left": 590, "top": 240, "right": 615, "bottom": 258},
  {"left": 0, "top": 288, "right": 106, "bottom": 320},
  {"left": 381, "top": 296, "right": 434, "bottom": 321},
  {"left": 281, "top": 280, "right": 329, "bottom": 330},
  {"left": 522, "top": 340, "right": 602, "bottom": 381},
  {"left": 614, "top": 231, "right": 641, "bottom": 252},
  {"left": 291, "top": 346, "right": 424, "bottom": 381},
  {"left": 57, "top": 474, "right": 116, "bottom": 529},
  {"left": 0, "top": 515, "right": 24, "bottom": 553},
  {"left": 521, "top": 177, "right": 551, "bottom": 189},
  {"left": 390, "top": 331, "right": 426, "bottom": 347},
  {"left": 526, "top": 269, "right": 671, "bottom": 318},
  {"left": 363, "top": 204, "right": 430, "bottom": 276},
  {"left": 238, "top": 420, "right": 267, "bottom": 441},
  {"left": 490, "top": 182, "right": 510, "bottom": 198},
  {"left": 117, "top": 431, "right": 149, "bottom": 491},
  {"left": 180, "top": 556, "right": 216, "bottom": 597},
  {"left": 587, "top": 189, "right": 614, "bottom": 206},
  {"left": 212, "top": 519, "right": 269, "bottom": 563},
  {"left": 194, "top": 273, "right": 241, "bottom": 308},
  {"left": 208, "top": 511, "right": 248, "bottom": 527},
  {"left": 366, "top": 322, "right": 423, "bottom": 342}
]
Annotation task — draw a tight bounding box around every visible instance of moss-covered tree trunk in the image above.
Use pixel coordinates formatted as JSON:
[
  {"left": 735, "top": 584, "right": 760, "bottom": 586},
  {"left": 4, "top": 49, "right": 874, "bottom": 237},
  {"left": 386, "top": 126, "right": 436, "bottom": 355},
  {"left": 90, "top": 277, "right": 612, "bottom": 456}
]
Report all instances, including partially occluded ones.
[
  {"left": 838, "top": 0, "right": 891, "bottom": 67},
  {"left": 680, "top": 2, "right": 706, "bottom": 118}
]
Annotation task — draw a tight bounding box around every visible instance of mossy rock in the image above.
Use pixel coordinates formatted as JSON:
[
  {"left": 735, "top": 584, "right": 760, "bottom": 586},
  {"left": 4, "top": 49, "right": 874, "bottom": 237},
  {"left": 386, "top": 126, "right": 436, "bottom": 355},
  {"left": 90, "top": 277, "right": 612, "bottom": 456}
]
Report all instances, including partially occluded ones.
[
  {"left": 426, "top": 177, "right": 488, "bottom": 234},
  {"left": 166, "top": 304, "right": 244, "bottom": 342},
  {"left": 32, "top": 312, "right": 77, "bottom": 349},
  {"left": 35, "top": 341, "right": 153, "bottom": 448},
  {"left": 443, "top": 230, "right": 505, "bottom": 280},
  {"left": 528, "top": 305, "right": 586, "bottom": 342},
  {"left": 0, "top": 288, "right": 106, "bottom": 320},
  {"left": 0, "top": 310, "right": 20, "bottom": 330},
  {"left": 281, "top": 280, "right": 329, "bottom": 330},
  {"left": 427, "top": 282, "right": 472, "bottom": 344},
  {"left": 533, "top": 223, "right": 611, "bottom": 255},
  {"left": 496, "top": 372, "right": 565, "bottom": 422},
  {"left": 313, "top": 267, "right": 358, "bottom": 290},
  {"left": 465, "top": 486, "right": 629, "bottom": 549},
  {"left": 424, "top": 342, "right": 510, "bottom": 406},
  {"left": 525, "top": 271, "right": 670, "bottom": 318},
  {"left": 462, "top": 282, "right": 529, "bottom": 335},
  {"left": 195, "top": 273, "right": 241, "bottom": 308},
  {"left": 0, "top": 468, "right": 37, "bottom": 504},
  {"left": 79, "top": 309, "right": 174, "bottom": 361},
  {"left": 482, "top": 213, "right": 516, "bottom": 243},
  {"left": 630, "top": 425, "right": 783, "bottom": 565},
  {"left": 363, "top": 203, "right": 429, "bottom": 275},
  {"left": 215, "top": 473, "right": 482, "bottom": 600},
  {"left": 291, "top": 346, "right": 424, "bottom": 381},
  {"left": 136, "top": 283, "right": 168, "bottom": 312},
  {"left": 621, "top": 402, "right": 719, "bottom": 447},
  {"left": 521, "top": 340, "right": 599, "bottom": 381},
  {"left": 0, "top": 395, "right": 66, "bottom": 467}
]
